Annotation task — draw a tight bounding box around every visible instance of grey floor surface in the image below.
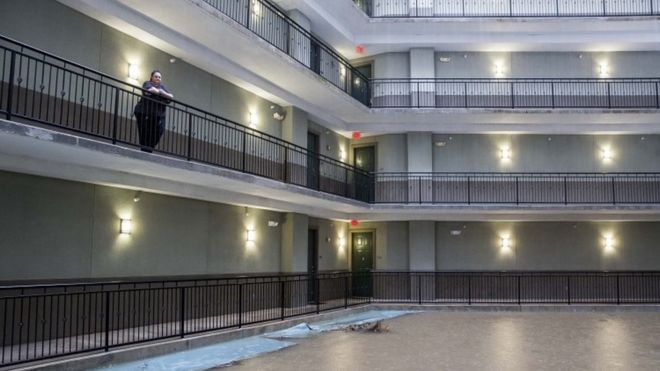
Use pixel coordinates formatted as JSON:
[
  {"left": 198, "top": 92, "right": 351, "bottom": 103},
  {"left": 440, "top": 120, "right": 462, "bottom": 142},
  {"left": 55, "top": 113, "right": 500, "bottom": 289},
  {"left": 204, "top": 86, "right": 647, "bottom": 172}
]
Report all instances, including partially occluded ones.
[{"left": 220, "top": 311, "right": 660, "bottom": 371}]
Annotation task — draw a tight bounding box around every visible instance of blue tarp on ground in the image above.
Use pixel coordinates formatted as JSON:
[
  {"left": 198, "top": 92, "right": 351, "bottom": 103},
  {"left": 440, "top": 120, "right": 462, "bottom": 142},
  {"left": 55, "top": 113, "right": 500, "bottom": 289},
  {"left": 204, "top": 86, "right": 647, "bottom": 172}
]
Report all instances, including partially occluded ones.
[{"left": 97, "top": 310, "right": 416, "bottom": 371}]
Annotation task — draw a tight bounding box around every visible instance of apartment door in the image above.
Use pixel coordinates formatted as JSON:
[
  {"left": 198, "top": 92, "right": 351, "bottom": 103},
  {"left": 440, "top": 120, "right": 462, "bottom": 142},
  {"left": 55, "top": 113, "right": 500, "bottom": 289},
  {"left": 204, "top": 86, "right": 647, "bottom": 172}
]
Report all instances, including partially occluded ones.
[
  {"left": 353, "top": 146, "right": 375, "bottom": 202},
  {"left": 351, "top": 231, "right": 373, "bottom": 297},
  {"left": 307, "top": 132, "right": 320, "bottom": 190},
  {"left": 307, "top": 228, "right": 319, "bottom": 303}
]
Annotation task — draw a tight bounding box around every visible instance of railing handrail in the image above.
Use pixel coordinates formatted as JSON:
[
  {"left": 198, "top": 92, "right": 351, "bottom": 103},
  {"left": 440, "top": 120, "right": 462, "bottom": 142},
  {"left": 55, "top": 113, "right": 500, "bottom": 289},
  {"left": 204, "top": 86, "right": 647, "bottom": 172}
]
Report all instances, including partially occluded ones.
[
  {"left": 0, "top": 34, "right": 366, "bottom": 175},
  {"left": 0, "top": 271, "right": 351, "bottom": 291},
  {"left": 353, "top": 0, "right": 660, "bottom": 18},
  {"left": 371, "top": 77, "right": 660, "bottom": 82},
  {"left": 374, "top": 172, "right": 660, "bottom": 176}
]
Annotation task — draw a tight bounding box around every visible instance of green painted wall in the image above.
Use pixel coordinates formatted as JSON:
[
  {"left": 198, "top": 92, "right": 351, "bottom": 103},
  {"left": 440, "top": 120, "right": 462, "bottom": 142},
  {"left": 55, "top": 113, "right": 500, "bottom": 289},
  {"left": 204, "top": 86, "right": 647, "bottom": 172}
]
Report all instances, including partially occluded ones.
[{"left": 0, "top": 0, "right": 283, "bottom": 137}]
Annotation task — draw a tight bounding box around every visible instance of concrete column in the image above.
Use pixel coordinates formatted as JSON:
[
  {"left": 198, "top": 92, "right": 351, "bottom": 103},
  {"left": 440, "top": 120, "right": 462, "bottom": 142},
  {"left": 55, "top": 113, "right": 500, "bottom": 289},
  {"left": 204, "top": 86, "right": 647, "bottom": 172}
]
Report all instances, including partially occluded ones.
[
  {"left": 407, "top": 132, "right": 432, "bottom": 201},
  {"left": 280, "top": 212, "right": 309, "bottom": 273},
  {"left": 409, "top": 48, "right": 435, "bottom": 106},
  {"left": 408, "top": 221, "right": 436, "bottom": 302},
  {"left": 282, "top": 106, "right": 308, "bottom": 148}
]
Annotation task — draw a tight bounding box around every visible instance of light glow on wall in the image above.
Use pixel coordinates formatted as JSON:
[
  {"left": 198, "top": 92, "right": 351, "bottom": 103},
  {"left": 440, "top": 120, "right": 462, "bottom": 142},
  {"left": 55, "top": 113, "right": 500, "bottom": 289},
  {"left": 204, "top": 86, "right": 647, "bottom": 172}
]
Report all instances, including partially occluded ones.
[
  {"left": 598, "top": 63, "right": 609, "bottom": 78},
  {"left": 494, "top": 63, "right": 504, "bottom": 78},
  {"left": 339, "top": 147, "right": 347, "bottom": 161}
]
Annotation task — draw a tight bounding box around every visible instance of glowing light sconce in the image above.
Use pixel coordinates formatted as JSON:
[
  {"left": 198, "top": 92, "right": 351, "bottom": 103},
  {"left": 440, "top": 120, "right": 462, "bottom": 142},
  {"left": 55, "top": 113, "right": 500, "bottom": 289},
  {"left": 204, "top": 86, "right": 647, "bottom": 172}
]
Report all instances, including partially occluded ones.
[
  {"left": 603, "top": 235, "right": 615, "bottom": 253},
  {"left": 598, "top": 63, "right": 609, "bottom": 78},
  {"left": 338, "top": 237, "right": 346, "bottom": 250},
  {"left": 494, "top": 64, "right": 504, "bottom": 78},
  {"left": 252, "top": 0, "right": 260, "bottom": 15},
  {"left": 119, "top": 219, "right": 132, "bottom": 235},
  {"left": 246, "top": 229, "right": 256, "bottom": 243},
  {"left": 339, "top": 148, "right": 347, "bottom": 162},
  {"left": 601, "top": 147, "right": 613, "bottom": 162},
  {"left": 499, "top": 146, "right": 512, "bottom": 162},
  {"left": 500, "top": 235, "right": 512, "bottom": 253},
  {"left": 248, "top": 112, "right": 257, "bottom": 129},
  {"left": 340, "top": 65, "right": 346, "bottom": 77},
  {"left": 127, "top": 63, "right": 140, "bottom": 80}
]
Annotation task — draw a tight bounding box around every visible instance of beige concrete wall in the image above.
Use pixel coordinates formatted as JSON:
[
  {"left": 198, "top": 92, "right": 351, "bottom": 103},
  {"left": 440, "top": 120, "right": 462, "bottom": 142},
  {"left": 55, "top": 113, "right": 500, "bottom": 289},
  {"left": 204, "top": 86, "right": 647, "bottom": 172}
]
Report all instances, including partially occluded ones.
[
  {"left": 0, "top": 171, "right": 325, "bottom": 281},
  {"left": 0, "top": 0, "right": 283, "bottom": 137}
]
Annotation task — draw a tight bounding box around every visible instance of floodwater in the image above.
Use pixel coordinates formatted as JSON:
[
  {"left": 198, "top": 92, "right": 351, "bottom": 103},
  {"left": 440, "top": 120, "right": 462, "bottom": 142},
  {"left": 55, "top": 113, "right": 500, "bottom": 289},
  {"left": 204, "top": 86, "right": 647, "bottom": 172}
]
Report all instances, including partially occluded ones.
[{"left": 222, "top": 311, "right": 660, "bottom": 371}]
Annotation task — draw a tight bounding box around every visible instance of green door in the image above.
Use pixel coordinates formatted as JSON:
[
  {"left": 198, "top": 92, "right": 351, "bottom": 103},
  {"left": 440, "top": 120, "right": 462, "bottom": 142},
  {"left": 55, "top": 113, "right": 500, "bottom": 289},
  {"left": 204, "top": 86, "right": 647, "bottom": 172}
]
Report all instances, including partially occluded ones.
[
  {"left": 353, "top": 146, "right": 375, "bottom": 202},
  {"left": 351, "top": 232, "right": 373, "bottom": 297}
]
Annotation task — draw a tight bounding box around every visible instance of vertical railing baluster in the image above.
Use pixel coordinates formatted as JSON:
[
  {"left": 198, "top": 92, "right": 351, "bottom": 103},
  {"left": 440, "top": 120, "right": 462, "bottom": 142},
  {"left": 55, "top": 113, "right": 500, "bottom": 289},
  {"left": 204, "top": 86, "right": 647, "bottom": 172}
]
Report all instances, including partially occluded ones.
[
  {"left": 186, "top": 113, "right": 193, "bottom": 160},
  {"left": 104, "top": 291, "right": 110, "bottom": 352},
  {"left": 179, "top": 287, "right": 185, "bottom": 338},
  {"left": 238, "top": 283, "right": 243, "bottom": 328},
  {"left": 112, "top": 88, "right": 119, "bottom": 144},
  {"left": 6, "top": 51, "right": 16, "bottom": 120}
]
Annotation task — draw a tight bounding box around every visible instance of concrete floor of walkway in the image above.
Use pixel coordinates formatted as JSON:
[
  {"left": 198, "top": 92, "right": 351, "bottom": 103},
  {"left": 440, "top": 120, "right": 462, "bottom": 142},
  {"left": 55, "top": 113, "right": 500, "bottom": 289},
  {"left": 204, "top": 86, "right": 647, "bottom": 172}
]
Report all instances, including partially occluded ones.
[{"left": 222, "top": 311, "right": 660, "bottom": 371}]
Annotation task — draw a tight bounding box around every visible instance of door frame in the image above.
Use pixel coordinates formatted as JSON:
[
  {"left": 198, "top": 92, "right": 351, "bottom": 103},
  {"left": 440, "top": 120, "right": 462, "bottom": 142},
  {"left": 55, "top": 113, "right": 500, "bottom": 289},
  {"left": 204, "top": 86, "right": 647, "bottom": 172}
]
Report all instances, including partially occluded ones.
[
  {"left": 349, "top": 229, "right": 376, "bottom": 272},
  {"left": 350, "top": 142, "right": 378, "bottom": 172}
]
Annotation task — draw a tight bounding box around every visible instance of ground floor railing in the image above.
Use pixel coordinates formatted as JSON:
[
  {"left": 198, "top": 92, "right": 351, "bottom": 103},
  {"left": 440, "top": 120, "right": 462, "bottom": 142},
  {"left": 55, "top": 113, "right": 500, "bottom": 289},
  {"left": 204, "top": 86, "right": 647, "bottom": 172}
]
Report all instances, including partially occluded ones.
[
  {"left": 0, "top": 272, "right": 369, "bottom": 367},
  {"left": 1, "top": 271, "right": 659, "bottom": 366},
  {"left": 372, "top": 271, "right": 660, "bottom": 304}
]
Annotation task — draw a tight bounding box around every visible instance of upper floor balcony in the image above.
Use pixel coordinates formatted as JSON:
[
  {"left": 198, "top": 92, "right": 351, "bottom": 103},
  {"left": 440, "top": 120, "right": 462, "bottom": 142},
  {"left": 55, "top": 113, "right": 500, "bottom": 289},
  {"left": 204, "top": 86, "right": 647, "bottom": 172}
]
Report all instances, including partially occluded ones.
[
  {"left": 60, "top": 0, "right": 660, "bottom": 134},
  {"left": 2, "top": 34, "right": 660, "bottom": 222},
  {"left": 353, "top": 0, "right": 660, "bottom": 18}
]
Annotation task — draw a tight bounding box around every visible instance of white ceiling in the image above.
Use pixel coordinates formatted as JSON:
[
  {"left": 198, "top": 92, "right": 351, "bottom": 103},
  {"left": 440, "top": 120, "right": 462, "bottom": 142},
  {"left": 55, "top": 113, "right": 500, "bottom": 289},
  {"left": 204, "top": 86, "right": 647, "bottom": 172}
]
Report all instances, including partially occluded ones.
[{"left": 275, "top": 0, "right": 660, "bottom": 59}]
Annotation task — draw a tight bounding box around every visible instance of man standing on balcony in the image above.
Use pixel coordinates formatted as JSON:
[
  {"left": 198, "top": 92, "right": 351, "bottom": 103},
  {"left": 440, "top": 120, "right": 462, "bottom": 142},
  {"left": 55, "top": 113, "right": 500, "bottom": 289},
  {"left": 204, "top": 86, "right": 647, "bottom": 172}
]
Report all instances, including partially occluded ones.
[{"left": 133, "top": 70, "right": 174, "bottom": 152}]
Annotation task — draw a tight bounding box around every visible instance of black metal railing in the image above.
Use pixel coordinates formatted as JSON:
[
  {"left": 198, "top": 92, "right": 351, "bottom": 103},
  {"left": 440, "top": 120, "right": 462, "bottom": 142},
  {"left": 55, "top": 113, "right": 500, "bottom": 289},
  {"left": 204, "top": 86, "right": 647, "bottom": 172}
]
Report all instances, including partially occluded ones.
[
  {"left": 202, "top": 0, "right": 370, "bottom": 105},
  {"left": 0, "top": 272, "right": 370, "bottom": 367},
  {"left": 373, "top": 172, "right": 660, "bottom": 204},
  {"left": 1, "top": 270, "right": 658, "bottom": 366},
  {"left": 3, "top": 35, "right": 660, "bottom": 207},
  {"left": 370, "top": 78, "right": 660, "bottom": 109},
  {"left": 0, "top": 35, "right": 372, "bottom": 203},
  {"left": 372, "top": 271, "right": 660, "bottom": 304},
  {"left": 354, "top": 0, "right": 660, "bottom": 17}
]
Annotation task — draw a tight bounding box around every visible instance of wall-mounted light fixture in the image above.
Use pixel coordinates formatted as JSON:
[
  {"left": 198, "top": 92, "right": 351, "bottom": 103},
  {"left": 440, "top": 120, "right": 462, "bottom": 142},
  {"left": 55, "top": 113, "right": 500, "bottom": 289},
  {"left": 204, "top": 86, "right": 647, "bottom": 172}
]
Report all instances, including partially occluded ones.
[
  {"left": 340, "top": 65, "right": 346, "bottom": 77},
  {"left": 246, "top": 229, "right": 256, "bottom": 243},
  {"left": 252, "top": 0, "right": 260, "bottom": 15},
  {"left": 494, "top": 63, "right": 504, "bottom": 78},
  {"left": 603, "top": 234, "right": 615, "bottom": 253},
  {"left": 127, "top": 63, "right": 140, "bottom": 80},
  {"left": 601, "top": 146, "right": 614, "bottom": 162},
  {"left": 338, "top": 236, "right": 346, "bottom": 249},
  {"left": 133, "top": 191, "right": 142, "bottom": 203},
  {"left": 598, "top": 63, "right": 609, "bottom": 78},
  {"left": 499, "top": 146, "right": 512, "bottom": 162},
  {"left": 248, "top": 112, "right": 257, "bottom": 128},
  {"left": 120, "top": 219, "right": 133, "bottom": 235},
  {"left": 500, "top": 234, "right": 512, "bottom": 253},
  {"left": 339, "top": 148, "right": 347, "bottom": 162}
]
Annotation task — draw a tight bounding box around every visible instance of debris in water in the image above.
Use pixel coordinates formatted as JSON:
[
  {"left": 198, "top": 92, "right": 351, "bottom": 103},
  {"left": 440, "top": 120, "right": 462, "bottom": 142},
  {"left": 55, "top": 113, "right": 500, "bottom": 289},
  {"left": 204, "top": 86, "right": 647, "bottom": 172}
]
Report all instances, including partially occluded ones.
[{"left": 347, "top": 320, "right": 389, "bottom": 333}]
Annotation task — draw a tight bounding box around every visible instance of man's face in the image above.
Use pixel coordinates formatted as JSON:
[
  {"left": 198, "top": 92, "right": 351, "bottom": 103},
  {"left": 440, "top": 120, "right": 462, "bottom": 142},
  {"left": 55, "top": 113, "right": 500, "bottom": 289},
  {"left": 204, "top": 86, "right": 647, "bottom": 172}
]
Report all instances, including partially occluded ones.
[{"left": 151, "top": 72, "right": 162, "bottom": 85}]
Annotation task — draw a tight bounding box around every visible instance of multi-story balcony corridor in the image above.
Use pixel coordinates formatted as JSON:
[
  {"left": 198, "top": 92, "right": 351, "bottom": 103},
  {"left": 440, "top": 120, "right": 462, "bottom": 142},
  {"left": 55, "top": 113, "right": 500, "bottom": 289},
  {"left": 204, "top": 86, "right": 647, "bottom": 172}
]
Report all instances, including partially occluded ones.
[{"left": 3, "top": 35, "right": 660, "bottom": 208}]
